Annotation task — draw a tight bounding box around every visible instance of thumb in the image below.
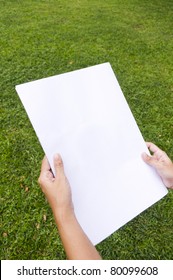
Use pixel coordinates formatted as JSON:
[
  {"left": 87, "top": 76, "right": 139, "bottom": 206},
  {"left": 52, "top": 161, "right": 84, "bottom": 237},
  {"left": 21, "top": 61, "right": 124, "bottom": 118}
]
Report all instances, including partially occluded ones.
[
  {"left": 141, "top": 152, "right": 160, "bottom": 169},
  {"left": 54, "top": 154, "right": 65, "bottom": 177}
]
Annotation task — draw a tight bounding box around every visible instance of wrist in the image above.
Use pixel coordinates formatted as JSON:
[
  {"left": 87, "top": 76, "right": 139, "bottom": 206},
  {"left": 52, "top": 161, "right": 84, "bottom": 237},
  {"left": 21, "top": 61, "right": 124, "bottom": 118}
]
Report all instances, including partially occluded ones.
[
  {"left": 52, "top": 205, "right": 76, "bottom": 226},
  {"left": 164, "top": 164, "right": 173, "bottom": 189},
  {"left": 167, "top": 178, "right": 173, "bottom": 189}
]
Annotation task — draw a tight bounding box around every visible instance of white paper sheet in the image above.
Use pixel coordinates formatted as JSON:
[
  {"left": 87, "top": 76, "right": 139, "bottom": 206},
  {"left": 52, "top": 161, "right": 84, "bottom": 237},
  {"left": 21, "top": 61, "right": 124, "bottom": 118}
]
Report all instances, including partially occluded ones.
[{"left": 16, "top": 62, "right": 168, "bottom": 245}]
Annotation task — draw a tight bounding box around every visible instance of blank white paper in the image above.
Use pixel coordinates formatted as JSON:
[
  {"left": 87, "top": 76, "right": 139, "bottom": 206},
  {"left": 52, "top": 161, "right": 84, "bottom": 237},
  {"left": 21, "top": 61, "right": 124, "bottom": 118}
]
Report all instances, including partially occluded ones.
[{"left": 16, "top": 63, "right": 168, "bottom": 245}]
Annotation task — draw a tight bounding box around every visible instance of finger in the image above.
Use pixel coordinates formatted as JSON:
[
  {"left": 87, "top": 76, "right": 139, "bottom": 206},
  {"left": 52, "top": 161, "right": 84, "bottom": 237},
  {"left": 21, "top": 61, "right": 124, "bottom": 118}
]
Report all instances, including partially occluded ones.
[
  {"left": 146, "top": 142, "right": 164, "bottom": 154},
  {"left": 146, "top": 142, "right": 172, "bottom": 162},
  {"left": 41, "top": 155, "right": 51, "bottom": 172},
  {"left": 54, "top": 153, "right": 65, "bottom": 177},
  {"left": 142, "top": 152, "right": 160, "bottom": 169}
]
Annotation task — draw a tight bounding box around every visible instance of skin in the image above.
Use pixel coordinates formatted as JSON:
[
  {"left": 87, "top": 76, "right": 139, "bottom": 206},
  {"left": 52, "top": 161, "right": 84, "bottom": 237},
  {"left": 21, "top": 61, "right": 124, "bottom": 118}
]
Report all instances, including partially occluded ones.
[
  {"left": 38, "top": 142, "right": 173, "bottom": 260},
  {"left": 38, "top": 154, "right": 102, "bottom": 260},
  {"left": 142, "top": 142, "right": 173, "bottom": 189}
]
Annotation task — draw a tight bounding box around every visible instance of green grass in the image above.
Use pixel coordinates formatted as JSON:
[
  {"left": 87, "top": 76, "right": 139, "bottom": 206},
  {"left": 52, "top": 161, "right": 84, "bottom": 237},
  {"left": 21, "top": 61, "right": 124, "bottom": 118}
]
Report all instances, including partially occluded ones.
[{"left": 1, "top": 0, "right": 173, "bottom": 259}]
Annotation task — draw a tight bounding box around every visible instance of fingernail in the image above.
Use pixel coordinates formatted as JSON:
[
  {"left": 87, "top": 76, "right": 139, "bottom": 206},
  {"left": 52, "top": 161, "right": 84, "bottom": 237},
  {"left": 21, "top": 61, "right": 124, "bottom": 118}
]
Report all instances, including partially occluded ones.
[
  {"left": 54, "top": 153, "right": 62, "bottom": 164},
  {"left": 54, "top": 153, "right": 60, "bottom": 160},
  {"left": 142, "top": 152, "right": 148, "bottom": 160}
]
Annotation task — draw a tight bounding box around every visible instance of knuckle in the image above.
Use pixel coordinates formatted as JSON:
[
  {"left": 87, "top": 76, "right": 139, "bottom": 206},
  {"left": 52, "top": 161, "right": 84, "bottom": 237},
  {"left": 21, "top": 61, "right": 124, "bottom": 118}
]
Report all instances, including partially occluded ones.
[{"left": 55, "top": 158, "right": 63, "bottom": 168}]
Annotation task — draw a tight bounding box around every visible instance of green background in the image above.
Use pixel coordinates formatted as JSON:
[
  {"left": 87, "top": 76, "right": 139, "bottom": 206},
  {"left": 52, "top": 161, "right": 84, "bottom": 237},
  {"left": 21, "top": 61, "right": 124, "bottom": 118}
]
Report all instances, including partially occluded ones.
[{"left": 1, "top": 0, "right": 173, "bottom": 259}]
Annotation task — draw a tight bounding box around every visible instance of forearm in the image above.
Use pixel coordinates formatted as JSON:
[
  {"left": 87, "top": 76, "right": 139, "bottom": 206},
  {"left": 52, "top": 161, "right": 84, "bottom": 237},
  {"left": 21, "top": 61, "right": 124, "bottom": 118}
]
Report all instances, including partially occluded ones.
[{"left": 53, "top": 208, "right": 102, "bottom": 260}]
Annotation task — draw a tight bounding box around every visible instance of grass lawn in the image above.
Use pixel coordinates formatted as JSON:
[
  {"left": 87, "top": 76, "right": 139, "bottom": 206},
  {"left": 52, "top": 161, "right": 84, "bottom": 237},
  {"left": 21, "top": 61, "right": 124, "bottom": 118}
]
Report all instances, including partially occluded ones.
[{"left": 1, "top": 0, "right": 173, "bottom": 260}]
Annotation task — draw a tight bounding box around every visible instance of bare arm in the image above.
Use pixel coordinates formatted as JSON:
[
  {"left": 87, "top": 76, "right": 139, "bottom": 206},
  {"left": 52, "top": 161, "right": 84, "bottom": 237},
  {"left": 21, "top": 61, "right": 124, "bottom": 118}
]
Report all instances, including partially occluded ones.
[
  {"left": 38, "top": 154, "right": 102, "bottom": 260},
  {"left": 53, "top": 209, "right": 101, "bottom": 260}
]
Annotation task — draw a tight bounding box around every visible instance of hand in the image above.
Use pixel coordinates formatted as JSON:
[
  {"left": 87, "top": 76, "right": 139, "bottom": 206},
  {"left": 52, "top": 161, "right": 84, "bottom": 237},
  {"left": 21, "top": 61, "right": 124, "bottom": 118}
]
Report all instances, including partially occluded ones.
[
  {"left": 142, "top": 142, "right": 173, "bottom": 189},
  {"left": 38, "top": 154, "right": 102, "bottom": 260},
  {"left": 38, "top": 154, "right": 74, "bottom": 218}
]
